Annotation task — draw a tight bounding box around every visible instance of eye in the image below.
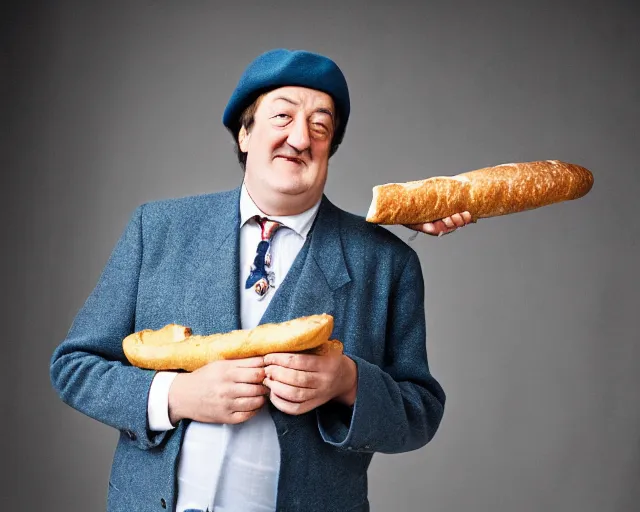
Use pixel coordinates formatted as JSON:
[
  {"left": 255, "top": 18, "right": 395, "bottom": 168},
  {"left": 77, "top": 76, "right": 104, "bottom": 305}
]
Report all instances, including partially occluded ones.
[
  {"left": 311, "top": 123, "right": 329, "bottom": 138},
  {"left": 271, "top": 113, "right": 291, "bottom": 126},
  {"left": 311, "top": 117, "right": 334, "bottom": 139}
]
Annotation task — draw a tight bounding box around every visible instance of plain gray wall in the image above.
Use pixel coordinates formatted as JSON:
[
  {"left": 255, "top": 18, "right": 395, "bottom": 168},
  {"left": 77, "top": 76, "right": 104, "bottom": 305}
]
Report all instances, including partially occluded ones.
[{"left": 4, "top": 0, "right": 639, "bottom": 511}]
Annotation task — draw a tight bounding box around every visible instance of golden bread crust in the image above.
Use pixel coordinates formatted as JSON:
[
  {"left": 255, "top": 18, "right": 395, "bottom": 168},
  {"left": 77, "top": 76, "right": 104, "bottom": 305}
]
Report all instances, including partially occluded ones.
[
  {"left": 366, "top": 160, "right": 594, "bottom": 224},
  {"left": 122, "top": 314, "right": 337, "bottom": 372}
]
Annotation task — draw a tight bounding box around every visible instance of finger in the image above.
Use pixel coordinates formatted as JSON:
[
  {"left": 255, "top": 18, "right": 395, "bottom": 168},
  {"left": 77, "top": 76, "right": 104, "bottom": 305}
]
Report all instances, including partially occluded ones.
[
  {"left": 232, "top": 366, "right": 267, "bottom": 384},
  {"left": 263, "top": 353, "right": 318, "bottom": 371},
  {"left": 450, "top": 213, "right": 466, "bottom": 227},
  {"left": 231, "top": 383, "right": 270, "bottom": 398},
  {"left": 233, "top": 395, "right": 266, "bottom": 412},
  {"left": 461, "top": 211, "right": 473, "bottom": 224},
  {"left": 426, "top": 221, "right": 447, "bottom": 235},
  {"left": 421, "top": 222, "right": 438, "bottom": 235},
  {"left": 405, "top": 222, "right": 435, "bottom": 234},
  {"left": 228, "top": 409, "right": 260, "bottom": 424},
  {"left": 265, "top": 365, "right": 316, "bottom": 388},
  {"left": 433, "top": 219, "right": 453, "bottom": 233},
  {"left": 405, "top": 221, "right": 458, "bottom": 236},
  {"left": 231, "top": 357, "right": 266, "bottom": 368},
  {"left": 268, "top": 392, "right": 314, "bottom": 416},
  {"left": 263, "top": 378, "right": 314, "bottom": 403}
]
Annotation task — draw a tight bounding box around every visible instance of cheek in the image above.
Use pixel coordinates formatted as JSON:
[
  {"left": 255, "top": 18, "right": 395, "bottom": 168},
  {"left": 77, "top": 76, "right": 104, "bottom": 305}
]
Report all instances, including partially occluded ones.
[
  {"left": 265, "top": 130, "right": 289, "bottom": 150},
  {"left": 311, "top": 160, "right": 329, "bottom": 185},
  {"left": 248, "top": 128, "right": 283, "bottom": 154},
  {"left": 312, "top": 143, "right": 332, "bottom": 166}
]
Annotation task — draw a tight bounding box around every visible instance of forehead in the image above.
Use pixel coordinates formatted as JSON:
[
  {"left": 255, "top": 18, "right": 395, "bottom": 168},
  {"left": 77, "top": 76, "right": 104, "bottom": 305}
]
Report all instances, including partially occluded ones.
[{"left": 259, "top": 86, "right": 335, "bottom": 113}]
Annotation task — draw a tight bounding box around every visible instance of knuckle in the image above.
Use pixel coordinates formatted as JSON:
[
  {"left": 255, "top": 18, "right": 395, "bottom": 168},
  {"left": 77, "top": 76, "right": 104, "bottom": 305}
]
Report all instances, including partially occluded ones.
[
  {"left": 291, "top": 370, "right": 304, "bottom": 387},
  {"left": 293, "top": 387, "right": 307, "bottom": 402},
  {"left": 230, "top": 412, "right": 249, "bottom": 424}
]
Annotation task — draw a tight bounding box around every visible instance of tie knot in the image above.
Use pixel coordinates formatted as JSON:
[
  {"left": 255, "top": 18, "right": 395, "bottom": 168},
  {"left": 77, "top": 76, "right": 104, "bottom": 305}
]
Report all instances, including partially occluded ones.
[{"left": 255, "top": 216, "right": 282, "bottom": 241}]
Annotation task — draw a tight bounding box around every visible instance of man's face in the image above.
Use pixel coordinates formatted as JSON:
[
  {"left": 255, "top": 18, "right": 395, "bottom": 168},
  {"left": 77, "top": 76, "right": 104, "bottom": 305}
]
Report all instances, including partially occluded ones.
[{"left": 239, "top": 86, "right": 336, "bottom": 215}]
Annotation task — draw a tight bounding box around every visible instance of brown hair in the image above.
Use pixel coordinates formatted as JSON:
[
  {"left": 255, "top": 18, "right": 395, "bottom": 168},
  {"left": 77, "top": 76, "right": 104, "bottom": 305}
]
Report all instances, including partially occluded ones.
[{"left": 234, "top": 94, "right": 264, "bottom": 171}]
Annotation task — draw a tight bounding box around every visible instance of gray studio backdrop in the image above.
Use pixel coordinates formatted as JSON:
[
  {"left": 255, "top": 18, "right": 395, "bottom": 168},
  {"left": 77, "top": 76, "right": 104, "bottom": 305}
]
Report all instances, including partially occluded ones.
[{"left": 5, "top": 1, "right": 639, "bottom": 511}]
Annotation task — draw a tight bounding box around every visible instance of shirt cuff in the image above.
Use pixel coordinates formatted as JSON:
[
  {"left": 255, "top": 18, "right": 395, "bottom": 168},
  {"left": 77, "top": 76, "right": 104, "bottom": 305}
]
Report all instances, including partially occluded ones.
[{"left": 147, "top": 371, "right": 179, "bottom": 432}]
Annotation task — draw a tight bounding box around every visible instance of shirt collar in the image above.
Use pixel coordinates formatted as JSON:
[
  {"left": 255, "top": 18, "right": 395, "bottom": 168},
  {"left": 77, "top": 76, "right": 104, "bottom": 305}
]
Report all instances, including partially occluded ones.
[{"left": 239, "top": 183, "right": 321, "bottom": 239}]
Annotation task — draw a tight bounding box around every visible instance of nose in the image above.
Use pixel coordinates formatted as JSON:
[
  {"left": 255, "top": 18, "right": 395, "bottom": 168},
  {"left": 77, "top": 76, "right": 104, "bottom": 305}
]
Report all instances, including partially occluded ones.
[{"left": 286, "top": 116, "right": 311, "bottom": 153}]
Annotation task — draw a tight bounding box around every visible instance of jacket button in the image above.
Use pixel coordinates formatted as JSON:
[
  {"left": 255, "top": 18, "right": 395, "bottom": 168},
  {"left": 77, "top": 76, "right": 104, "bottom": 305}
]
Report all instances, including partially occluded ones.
[
  {"left": 125, "top": 430, "right": 137, "bottom": 441},
  {"left": 160, "top": 497, "right": 167, "bottom": 508}
]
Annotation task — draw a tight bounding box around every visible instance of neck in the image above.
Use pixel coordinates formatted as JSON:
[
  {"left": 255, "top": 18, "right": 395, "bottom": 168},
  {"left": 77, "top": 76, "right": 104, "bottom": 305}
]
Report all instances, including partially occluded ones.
[{"left": 244, "top": 184, "right": 322, "bottom": 217}]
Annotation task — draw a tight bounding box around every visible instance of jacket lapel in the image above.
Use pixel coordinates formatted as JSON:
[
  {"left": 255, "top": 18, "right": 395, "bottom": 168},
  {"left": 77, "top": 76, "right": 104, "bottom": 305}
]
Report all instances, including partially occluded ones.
[
  {"left": 259, "top": 195, "right": 351, "bottom": 327},
  {"left": 263, "top": 196, "right": 352, "bottom": 435},
  {"left": 184, "top": 188, "right": 241, "bottom": 336}
]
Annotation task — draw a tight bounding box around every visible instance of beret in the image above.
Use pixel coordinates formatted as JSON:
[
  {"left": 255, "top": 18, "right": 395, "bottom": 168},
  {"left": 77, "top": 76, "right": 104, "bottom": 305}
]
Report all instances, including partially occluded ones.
[{"left": 223, "top": 49, "right": 350, "bottom": 149}]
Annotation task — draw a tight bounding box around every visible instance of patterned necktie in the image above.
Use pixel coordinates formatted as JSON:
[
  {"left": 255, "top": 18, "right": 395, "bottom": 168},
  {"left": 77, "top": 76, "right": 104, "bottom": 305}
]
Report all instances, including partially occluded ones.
[{"left": 245, "top": 216, "right": 283, "bottom": 299}]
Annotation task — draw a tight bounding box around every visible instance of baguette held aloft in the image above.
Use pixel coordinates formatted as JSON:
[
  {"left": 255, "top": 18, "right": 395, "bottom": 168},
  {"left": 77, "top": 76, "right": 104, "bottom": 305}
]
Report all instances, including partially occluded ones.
[
  {"left": 366, "top": 160, "right": 594, "bottom": 225},
  {"left": 123, "top": 313, "right": 341, "bottom": 372}
]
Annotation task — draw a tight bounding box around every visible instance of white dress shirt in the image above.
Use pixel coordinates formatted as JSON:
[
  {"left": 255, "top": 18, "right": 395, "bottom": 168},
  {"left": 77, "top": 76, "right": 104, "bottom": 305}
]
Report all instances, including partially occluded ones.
[{"left": 147, "top": 184, "right": 320, "bottom": 512}]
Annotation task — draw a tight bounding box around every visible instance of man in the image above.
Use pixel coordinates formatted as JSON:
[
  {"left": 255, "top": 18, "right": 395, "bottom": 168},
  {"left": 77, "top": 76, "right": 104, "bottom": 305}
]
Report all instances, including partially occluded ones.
[{"left": 51, "top": 49, "right": 472, "bottom": 512}]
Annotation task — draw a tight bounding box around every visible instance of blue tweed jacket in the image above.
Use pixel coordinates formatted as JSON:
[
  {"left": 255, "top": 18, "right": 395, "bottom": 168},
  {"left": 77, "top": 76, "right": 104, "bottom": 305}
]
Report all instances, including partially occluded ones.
[{"left": 50, "top": 187, "right": 445, "bottom": 512}]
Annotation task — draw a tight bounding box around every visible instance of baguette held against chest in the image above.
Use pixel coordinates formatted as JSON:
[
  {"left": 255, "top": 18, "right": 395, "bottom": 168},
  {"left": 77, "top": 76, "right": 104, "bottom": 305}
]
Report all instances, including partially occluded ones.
[
  {"left": 366, "top": 160, "right": 594, "bottom": 225},
  {"left": 123, "top": 313, "right": 342, "bottom": 372}
]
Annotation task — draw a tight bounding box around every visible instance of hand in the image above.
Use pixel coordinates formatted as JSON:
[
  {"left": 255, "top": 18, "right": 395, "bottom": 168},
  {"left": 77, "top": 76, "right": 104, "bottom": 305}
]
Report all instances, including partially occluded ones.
[
  {"left": 262, "top": 352, "right": 358, "bottom": 416},
  {"left": 168, "top": 357, "right": 269, "bottom": 425},
  {"left": 405, "top": 211, "right": 474, "bottom": 236}
]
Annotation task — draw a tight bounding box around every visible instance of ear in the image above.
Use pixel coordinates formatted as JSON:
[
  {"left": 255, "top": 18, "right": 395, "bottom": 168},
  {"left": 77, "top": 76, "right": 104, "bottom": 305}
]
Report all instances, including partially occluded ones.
[{"left": 238, "top": 125, "right": 250, "bottom": 152}]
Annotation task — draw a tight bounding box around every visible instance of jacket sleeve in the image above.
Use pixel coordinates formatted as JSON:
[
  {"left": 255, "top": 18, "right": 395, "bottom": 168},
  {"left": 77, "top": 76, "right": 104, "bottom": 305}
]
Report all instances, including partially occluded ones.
[
  {"left": 50, "top": 205, "right": 169, "bottom": 450},
  {"left": 317, "top": 250, "right": 446, "bottom": 454}
]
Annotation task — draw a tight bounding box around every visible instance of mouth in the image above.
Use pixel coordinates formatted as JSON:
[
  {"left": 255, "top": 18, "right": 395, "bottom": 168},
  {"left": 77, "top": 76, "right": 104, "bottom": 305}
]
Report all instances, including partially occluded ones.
[{"left": 275, "top": 155, "right": 305, "bottom": 166}]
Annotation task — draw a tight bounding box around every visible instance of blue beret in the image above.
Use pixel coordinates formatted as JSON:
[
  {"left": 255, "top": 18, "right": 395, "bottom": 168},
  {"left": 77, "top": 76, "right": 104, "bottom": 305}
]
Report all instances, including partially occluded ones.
[{"left": 223, "top": 49, "right": 350, "bottom": 149}]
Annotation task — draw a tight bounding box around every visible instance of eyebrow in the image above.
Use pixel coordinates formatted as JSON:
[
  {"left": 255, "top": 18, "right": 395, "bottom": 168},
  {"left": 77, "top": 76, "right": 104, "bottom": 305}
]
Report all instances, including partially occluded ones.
[
  {"left": 273, "top": 96, "right": 298, "bottom": 106},
  {"left": 273, "top": 96, "right": 334, "bottom": 118},
  {"left": 315, "top": 107, "right": 334, "bottom": 119}
]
